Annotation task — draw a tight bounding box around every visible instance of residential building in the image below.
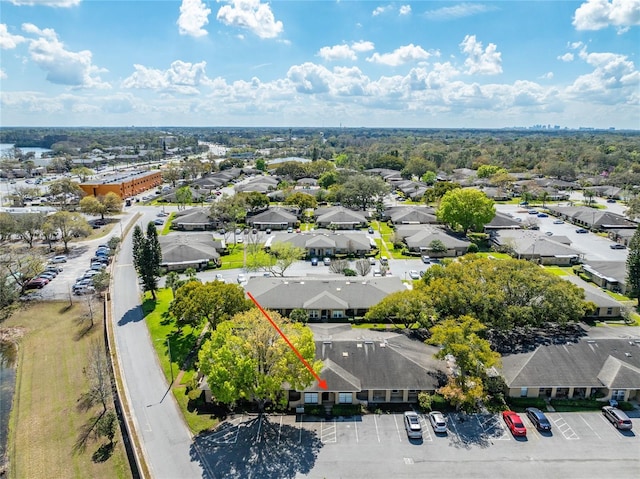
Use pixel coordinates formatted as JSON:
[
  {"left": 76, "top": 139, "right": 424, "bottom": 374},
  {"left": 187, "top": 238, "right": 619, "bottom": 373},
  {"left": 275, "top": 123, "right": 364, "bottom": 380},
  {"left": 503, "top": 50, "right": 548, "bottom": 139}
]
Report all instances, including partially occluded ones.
[
  {"left": 265, "top": 230, "right": 375, "bottom": 258},
  {"left": 158, "top": 233, "right": 222, "bottom": 271},
  {"left": 78, "top": 170, "right": 162, "bottom": 198}
]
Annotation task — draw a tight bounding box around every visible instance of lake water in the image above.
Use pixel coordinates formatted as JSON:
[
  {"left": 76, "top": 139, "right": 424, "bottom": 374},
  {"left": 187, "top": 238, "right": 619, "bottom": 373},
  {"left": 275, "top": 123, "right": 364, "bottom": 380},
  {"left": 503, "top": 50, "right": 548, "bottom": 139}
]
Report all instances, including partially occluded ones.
[
  {"left": 0, "top": 143, "right": 54, "bottom": 167},
  {"left": 0, "top": 343, "right": 16, "bottom": 472}
]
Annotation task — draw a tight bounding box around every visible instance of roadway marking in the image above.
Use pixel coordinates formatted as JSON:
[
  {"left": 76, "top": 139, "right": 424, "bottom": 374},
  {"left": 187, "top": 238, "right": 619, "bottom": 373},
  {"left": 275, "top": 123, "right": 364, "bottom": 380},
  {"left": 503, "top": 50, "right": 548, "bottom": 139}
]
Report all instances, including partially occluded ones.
[
  {"left": 579, "top": 413, "right": 601, "bottom": 440},
  {"left": 373, "top": 414, "right": 381, "bottom": 442},
  {"left": 420, "top": 415, "right": 433, "bottom": 442},
  {"left": 552, "top": 415, "right": 579, "bottom": 440},
  {"left": 393, "top": 414, "right": 403, "bottom": 442},
  {"left": 596, "top": 413, "right": 623, "bottom": 441},
  {"left": 478, "top": 414, "right": 510, "bottom": 440},
  {"left": 403, "top": 457, "right": 414, "bottom": 465},
  {"left": 321, "top": 418, "right": 337, "bottom": 443},
  {"left": 353, "top": 418, "right": 359, "bottom": 443}
]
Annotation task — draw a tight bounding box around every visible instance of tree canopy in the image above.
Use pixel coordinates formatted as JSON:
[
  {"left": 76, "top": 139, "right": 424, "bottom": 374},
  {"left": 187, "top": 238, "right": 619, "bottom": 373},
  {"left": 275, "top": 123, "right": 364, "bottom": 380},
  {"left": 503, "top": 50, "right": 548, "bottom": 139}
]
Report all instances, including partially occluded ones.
[
  {"left": 436, "top": 188, "right": 495, "bottom": 234},
  {"left": 626, "top": 227, "right": 640, "bottom": 301},
  {"left": 198, "top": 309, "right": 320, "bottom": 410},
  {"left": 132, "top": 222, "right": 162, "bottom": 299},
  {"left": 422, "top": 256, "right": 592, "bottom": 329},
  {"left": 365, "top": 289, "right": 435, "bottom": 329},
  {"left": 79, "top": 192, "right": 122, "bottom": 219}
]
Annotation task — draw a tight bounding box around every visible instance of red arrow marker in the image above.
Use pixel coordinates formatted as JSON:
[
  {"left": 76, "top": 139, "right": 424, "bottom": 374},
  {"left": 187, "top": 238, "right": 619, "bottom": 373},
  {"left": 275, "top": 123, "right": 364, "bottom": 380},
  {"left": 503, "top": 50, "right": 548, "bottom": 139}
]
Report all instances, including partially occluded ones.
[{"left": 247, "top": 292, "right": 327, "bottom": 390}]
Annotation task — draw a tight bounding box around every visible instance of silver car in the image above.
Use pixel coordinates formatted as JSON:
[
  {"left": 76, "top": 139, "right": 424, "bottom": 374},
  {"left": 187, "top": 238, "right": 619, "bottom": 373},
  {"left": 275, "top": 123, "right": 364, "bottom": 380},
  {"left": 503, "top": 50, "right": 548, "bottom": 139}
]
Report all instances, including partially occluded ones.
[
  {"left": 404, "top": 411, "right": 422, "bottom": 439},
  {"left": 428, "top": 411, "right": 447, "bottom": 434}
]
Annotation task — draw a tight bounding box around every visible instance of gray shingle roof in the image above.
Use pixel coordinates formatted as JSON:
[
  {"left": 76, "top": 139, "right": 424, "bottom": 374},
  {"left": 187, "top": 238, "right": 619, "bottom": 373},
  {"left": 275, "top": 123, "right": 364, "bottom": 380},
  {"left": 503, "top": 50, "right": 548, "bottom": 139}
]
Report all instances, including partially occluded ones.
[
  {"left": 305, "top": 324, "right": 447, "bottom": 392},
  {"left": 501, "top": 338, "right": 640, "bottom": 389},
  {"left": 245, "top": 277, "right": 406, "bottom": 310},
  {"left": 159, "top": 233, "right": 220, "bottom": 264}
]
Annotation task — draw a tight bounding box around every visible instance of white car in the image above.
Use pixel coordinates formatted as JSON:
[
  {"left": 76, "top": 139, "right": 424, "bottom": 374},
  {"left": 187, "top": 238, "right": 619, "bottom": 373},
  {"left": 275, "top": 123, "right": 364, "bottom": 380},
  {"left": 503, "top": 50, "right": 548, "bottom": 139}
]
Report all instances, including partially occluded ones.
[
  {"left": 237, "top": 274, "right": 247, "bottom": 284},
  {"left": 403, "top": 411, "right": 422, "bottom": 439},
  {"left": 215, "top": 273, "right": 225, "bottom": 282},
  {"left": 50, "top": 255, "right": 67, "bottom": 263},
  {"left": 409, "top": 270, "right": 420, "bottom": 280},
  {"left": 428, "top": 411, "right": 448, "bottom": 434}
]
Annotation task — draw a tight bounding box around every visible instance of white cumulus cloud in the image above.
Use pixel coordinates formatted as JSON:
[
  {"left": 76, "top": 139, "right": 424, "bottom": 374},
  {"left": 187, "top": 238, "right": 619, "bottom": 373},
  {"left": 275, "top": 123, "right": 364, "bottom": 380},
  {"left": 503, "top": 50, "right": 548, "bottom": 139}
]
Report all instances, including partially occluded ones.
[
  {"left": 399, "top": 5, "right": 412, "bottom": 16},
  {"left": 0, "top": 68, "right": 6, "bottom": 79},
  {"left": 318, "top": 44, "right": 357, "bottom": 62},
  {"left": 372, "top": 5, "right": 392, "bottom": 16},
  {"left": 9, "top": 0, "right": 81, "bottom": 6},
  {"left": 573, "top": 0, "right": 640, "bottom": 32},
  {"left": 459, "top": 35, "right": 502, "bottom": 75},
  {"left": 367, "top": 44, "right": 432, "bottom": 67},
  {"left": 351, "top": 41, "right": 375, "bottom": 53},
  {"left": 558, "top": 53, "right": 575, "bottom": 62},
  {"left": 216, "top": 0, "right": 283, "bottom": 39},
  {"left": 177, "top": 0, "right": 211, "bottom": 37},
  {"left": 122, "top": 60, "right": 210, "bottom": 94},
  {"left": 0, "top": 24, "right": 26, "bottom": 49},
  {"left": 21, "top": 23, "right": 109, "bottom": 88}
]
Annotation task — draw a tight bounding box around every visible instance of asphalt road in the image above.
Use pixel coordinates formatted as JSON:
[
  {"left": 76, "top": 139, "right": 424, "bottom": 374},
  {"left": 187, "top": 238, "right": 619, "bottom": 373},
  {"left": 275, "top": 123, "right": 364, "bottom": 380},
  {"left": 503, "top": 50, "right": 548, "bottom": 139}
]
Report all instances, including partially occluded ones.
[{"left": 111, "top": 208, "right": 205, "bottom": 478}]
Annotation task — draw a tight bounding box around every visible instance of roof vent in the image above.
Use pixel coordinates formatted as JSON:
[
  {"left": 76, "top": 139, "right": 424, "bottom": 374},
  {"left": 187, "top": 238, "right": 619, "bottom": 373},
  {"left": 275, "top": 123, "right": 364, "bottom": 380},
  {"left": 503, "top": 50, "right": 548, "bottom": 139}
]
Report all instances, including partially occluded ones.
[
  {"left": 342, "top": 352, "right": 349, "bottom": 357},
  {"left": 345, "top": 281, "right": 350, "bottom": 285},
  {"left": 323, "top": 340, "right": 332, "bottom": 345},
  {"left": 364, "top": 340, "right": 373, "bottom": 345},
  {"left": 283, "top": 281, "right": 289, "bottom": 285},
  {"left": 336, "top": 287, "right": 341, "bottom": 291},
  {"left": 625, "top": 352, "right": 632, "bottom": 357},
  {"left": 357, "top": 343, "right": 362, "bottom": 348},
  {"left": 380, "top": 343, "right": 386, "bottom": 348}
]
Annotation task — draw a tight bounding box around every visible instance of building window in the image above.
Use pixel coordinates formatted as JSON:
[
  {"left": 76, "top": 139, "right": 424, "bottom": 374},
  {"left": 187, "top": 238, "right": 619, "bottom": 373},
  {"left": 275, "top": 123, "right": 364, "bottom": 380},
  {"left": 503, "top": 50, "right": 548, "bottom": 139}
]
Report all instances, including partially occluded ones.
[
  {"left": 304, "top": 393, "right": 318, "bottom": 404},
  {"left": 612, "top": 390, "right": 625, "bottom": 401},
  {"left": 308, "top": 310, "right": 319, "bottom": 319},
  {"left": 338, "top": 392, "right": 353, "bottom": 404},
  {"left": 332, "top": 310, "right": 344, "bottom": 319},
  {"left": 606, "top": 308, "right": 613, "bottom": 315},
  {"left": 520, "top": 387, "right": 528, "bottom": 397}
]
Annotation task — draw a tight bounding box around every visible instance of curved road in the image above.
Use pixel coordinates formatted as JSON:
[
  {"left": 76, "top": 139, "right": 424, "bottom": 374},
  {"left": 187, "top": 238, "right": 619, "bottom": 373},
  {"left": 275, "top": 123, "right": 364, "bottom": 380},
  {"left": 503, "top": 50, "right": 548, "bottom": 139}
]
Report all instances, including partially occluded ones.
[{"left": 112, "top": 210, "right": 205, "bottom": 478}]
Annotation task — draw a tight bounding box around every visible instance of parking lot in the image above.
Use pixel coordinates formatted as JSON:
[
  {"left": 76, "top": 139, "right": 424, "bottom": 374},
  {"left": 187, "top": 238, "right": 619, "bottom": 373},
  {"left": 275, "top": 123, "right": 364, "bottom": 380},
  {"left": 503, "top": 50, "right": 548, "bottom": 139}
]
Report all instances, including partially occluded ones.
[{"left": 192, "top": 411, "right": 639, "bottom": 479}]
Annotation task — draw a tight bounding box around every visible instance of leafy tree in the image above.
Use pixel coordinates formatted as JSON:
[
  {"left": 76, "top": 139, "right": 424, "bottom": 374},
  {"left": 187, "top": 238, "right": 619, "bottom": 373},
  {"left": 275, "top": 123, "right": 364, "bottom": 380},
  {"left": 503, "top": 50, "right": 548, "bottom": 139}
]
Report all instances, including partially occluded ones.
[
  {"left": 428, "top": 315, "right": 500, "bottom": 412},
  {"left": 8, "top": 186, "right": 41, "bottom": 207},
  {"left": 86, "top": 340, "right": 112, "bottom": 414},
  {"left": 169, "top": 281, "right": 251, "bottom": 331},
  {"left": 47, "top": 177, "right": 84, "bottom": 210},
  {"left": 284, "top": 192, "right": 317, "bottom": 210},
  {"left": 476, "top": 165, "right": 507, "bottom": 178},
  {"left": 428, "top": 239, "right": 447, "bottom": 254},
  {"left": 333, "top": 175, "right": 389, "bottom": 210},
  {"left": 437, "top": 188, "right": 495, "bottom": 235},
  {"left": 132, "top": 223, "right": 162, "bottom": 299},
  {"left": 423, "top": 182, "right": 461, "bottom": 204},
  {"left": 0, "top": 213, "right": 17, "bottom": 241},
  {"left": 0, "top": 251, "right": 43, "bottom": 293},
  {"left": 91, "top": 270, "right": 110, "bottom": 296},
  {"left": 198, "top": 309, "right": 320, "bottom": 410},
  {"left": 163, "top": 165, "right": 181, "bottom": 187},
  {"left": 248, "top": 242, "right": 306, "bottom": 277},
  {"left": 14, "top": 212, "right": 45, "bottom": 248},
  {"left": 79, "top": 192, "right": 122, "bottom": 220},
  {"left": 365, "top": 289, "right": 436, "bottom": 329},
  {"left": 165, "top": 271, "right": 181, "bottom": 298},
  {"left": 0, "top": 267, "right": 19, "bottom": 322},
  {"left": 318, "top": 171, "right": 338, "bottom": 189},
  {"left": 255, "top": 158, "right": 266, "bottom": 171},
  {"left": 45, "top": 211, "right": 91, "bottom": 252},
  {"left": 70, "top": 166, "right": 93, "bottom": 182},
  {"left": 626, "top": 227, "right": 640, "bottom": 302},
  {"left": 423, "top": 256, "right": 590, "bottom": 329},
  {"left": 421, "top": 171, "right": 437, "bottom": 185},
  {"left": 241, "top": 191, "right": 270, "bottom": 212},
  {"left": 175, "top": 186, "right": 193, "bottom": 210}
]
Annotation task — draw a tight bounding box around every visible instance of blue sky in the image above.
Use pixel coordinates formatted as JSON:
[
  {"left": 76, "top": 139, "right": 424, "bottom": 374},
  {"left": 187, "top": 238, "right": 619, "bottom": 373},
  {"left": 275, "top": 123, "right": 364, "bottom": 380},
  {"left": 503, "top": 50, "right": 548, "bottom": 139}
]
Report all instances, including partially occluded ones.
[{"left": 0, "top": 0, "right": 638, "bottom": 128}]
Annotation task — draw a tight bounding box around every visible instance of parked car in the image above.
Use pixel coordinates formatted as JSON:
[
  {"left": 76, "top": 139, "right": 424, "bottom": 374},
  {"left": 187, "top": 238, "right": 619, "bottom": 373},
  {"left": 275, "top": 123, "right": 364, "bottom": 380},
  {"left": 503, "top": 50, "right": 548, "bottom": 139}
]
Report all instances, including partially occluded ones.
[
  {"left": 369, "top": 257, "right": 376, "bottom": 265},
  {"left": 265, "top": 228, "right": 272, "bottom": 234},
  {"left": 25, "top": 278, "right": 48, "bottom": 289},
  {"left": 38, "top": 272, "right": 56, "bottom": 281},
  {"left": 214, "top": 273, "right": 224, "bottom": 282},
  {"left": 154, "top": 219, "right": 164, "bottom": 225},
  {"left": 606, "top": 199, "right": 617, "bottom": 203},
  {"left": 373, "top": 269, "right": 382, "bottom": 277},
  {"left": 311, "top": 257, "right": 319, "bottom": 266},
  {"left": 553, "top": 219, "right": 564, "bottom": 224},
  {"left": 90, "top": 262, "right": 107, "bottom": 271},
  {"left": 50, "top": 255, "right": 67, "bottom": 263},
  {"left": 237, "top": 274, "right": 247, "bottom": 284},
  {"left": 323, "top": 257, "right": 331, "bottom": 266},
  {"left": 74, "top": 279, "right": 94, "bottom": 289},
  {"left": 525, "top": 407, "right": 551, "bottom": 432},
  {"left": 428, "top": 411, "right": 447, "bottom": 434},
  {"left": 380, "top": 256, "right": 389, "bottom": 265},
  {"left": 610, "top": 244, "right": 626, "bottom": 249},
  {"left": 421, "top": 255, "right": 431, "bottom": 264},
  {"left": 45, "top": 265, "right": 63, "bottom": 273},
  {"left": 409, "top": 270, "right": 420, "bottom": 280},
  {"left": 502, "top": 410, "right": 527, "bottom": 436},
  {"left": 368, "top": 227, "right": 374, "bottom": 234},
  {"left": 287, "top": 227, "right": 293, "bottom": 233},
  {"left": 74, "top": 285, "right": 96, "bottom": 295},
  {"left": 576, "top": 228, "right": 588, "bottom": 233},
  {"left": 537, "top": 213, "right": 548, "bottom": 218},
  {"left": 602, "top": 406, "right": 633, "bottom": 430},
  {"left": 403, "top": 411, "right": 422, "bottom": 439}
]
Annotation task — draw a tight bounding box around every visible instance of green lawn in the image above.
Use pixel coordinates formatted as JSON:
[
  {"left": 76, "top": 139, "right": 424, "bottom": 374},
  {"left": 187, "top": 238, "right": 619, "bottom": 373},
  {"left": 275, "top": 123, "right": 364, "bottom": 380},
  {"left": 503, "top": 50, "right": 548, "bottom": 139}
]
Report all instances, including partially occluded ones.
[
  {"left": 5, "top": 301, "right": 131, "bottom": 479},
  {"left": 544, "top": 266, "right": 575, "bottom": 276},
  {"left": 143, "top": 289, "right": 219, "bottom": 434}
]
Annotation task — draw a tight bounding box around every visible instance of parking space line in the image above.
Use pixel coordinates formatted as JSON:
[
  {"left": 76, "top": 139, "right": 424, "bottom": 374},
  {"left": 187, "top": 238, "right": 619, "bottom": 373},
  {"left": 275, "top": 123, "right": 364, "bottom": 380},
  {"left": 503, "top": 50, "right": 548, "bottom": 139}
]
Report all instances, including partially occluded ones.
[
  {"left": 595, "top": 413, "right": 624, "bottom": 441},
  {"left": 354, "top": 419, "right": 359, "bottom": 443},
  {"left": 321, "top": 418, "right": 337, "bottom": 443},
  {"left": 552, "top": 414, "right": 579, "bottom": 440},
  {"left": 298, "top": 414, "right": 303, "bottom": 443},
  {"left": 373, "top": 414, "right": 381, "bottom": 442},
  {"left": 207, "top": 415, "right": 242, "bottom": 445},
  {"left": 420, "top": 415, "right": 433, "bottom": 442},
  {"left": 579, "top": 413, "right": 601, "bottom": 440},
  {"left": 277, "top": 415, "right": 283, "bottom": 444},
  {"left": 393, "top": 414, "right": 403, "bottom": 442},
  {"left": 477, "top": 414, "right": 510, "bottom": 441}
]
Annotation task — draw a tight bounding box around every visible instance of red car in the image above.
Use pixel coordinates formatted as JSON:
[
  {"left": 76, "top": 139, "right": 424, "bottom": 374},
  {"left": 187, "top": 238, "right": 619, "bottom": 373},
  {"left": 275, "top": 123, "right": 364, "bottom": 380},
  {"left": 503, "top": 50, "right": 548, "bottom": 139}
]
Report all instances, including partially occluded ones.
[
  {"left": 502, "top": 410, "right": 527, "bottom": 437},
  {"left": 25, "top": 278, "right": 48, "bottom": 289}
]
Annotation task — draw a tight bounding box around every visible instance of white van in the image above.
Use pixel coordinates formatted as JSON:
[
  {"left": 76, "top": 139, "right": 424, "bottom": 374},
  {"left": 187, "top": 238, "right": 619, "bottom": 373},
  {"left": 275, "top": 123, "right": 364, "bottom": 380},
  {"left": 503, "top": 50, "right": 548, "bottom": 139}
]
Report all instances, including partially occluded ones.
[{"left": 380, "top": 256, "right": 388, "bottom": 266}]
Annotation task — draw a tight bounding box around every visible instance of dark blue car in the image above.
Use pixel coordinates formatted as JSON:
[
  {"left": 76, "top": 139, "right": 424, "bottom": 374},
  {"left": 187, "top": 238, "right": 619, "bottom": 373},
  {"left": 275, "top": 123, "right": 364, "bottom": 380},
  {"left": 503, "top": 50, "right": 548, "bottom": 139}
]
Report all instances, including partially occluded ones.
[{"left": 525, "top": 407, "right": 551, "bottom": 431}]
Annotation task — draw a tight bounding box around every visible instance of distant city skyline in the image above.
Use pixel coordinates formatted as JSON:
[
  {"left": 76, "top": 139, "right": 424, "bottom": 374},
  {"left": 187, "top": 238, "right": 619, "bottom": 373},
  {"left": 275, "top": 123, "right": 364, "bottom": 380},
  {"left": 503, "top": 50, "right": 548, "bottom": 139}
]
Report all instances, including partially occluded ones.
[{"left": 0, "top": 1, "right": 638, "bottom": 129}]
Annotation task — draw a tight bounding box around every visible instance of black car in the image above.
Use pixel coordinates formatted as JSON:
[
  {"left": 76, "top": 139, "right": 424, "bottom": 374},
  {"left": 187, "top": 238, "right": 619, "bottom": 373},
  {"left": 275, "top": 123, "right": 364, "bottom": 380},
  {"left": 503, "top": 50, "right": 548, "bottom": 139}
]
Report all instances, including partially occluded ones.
[{"left": 525, "top": 407, "right": 551, "bottom": 431}]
